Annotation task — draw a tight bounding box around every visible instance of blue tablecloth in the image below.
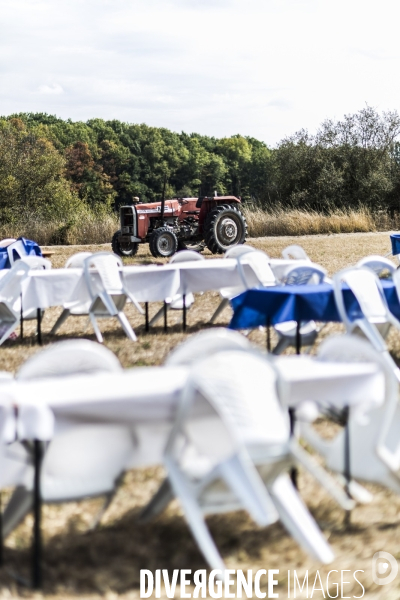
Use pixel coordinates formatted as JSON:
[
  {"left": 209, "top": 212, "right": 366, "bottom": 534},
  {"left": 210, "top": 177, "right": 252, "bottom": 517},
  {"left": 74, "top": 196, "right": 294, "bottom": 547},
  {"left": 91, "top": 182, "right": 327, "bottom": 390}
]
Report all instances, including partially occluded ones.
[
  {"left": 0, "top": 238, "right": 42, "bottom": 270},
  {"left": 229, "top": 281, "right": 400, "bottom": 330},
  {"left": 390, "top": 234, "right": 400, "bottom": 255}
]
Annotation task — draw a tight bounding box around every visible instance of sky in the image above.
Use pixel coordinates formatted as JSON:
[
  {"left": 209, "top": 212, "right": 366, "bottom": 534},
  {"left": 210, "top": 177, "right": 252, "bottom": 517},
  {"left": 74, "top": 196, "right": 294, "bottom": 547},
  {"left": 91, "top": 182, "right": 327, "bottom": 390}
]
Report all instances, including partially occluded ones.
[{"left": 1, "top": 0, "right": 400, "bottom": 146}]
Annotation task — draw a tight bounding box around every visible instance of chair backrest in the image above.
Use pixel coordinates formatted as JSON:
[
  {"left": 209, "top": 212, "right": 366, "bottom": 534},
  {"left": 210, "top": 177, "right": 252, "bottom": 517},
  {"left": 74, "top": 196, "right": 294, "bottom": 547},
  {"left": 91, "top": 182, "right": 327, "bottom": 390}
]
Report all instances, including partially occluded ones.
[
  {"left": 317, "top": 334, "right": 392, "bottom": 406},
  {"left": 165, "top": 328, "right": 251, "bottom": 366},
  {"left": 333, "top": 267, "right": 390, "bottom": 329},
  {"left": 169, "top": 250, "right": 205, "bottom": 263},
  {"left": 16, "top": 340, "right": 132, "bottom": 492},
  {"left": 282, "top": 263, "right": 326, "bottom": 286},
  {"left": 83, "top": 252, "right": 124, "bottom": 297},
  {"left": 18, "top": 256, "right": 52, "bottom": 270},
  {"left": 237, "top": 250, "right": 276, "bottom": 288},
  {"left": 7, "top": 240, "right": 28, "bottom": 265},
  {"left": 0, "top": 239, "right": 16, "bottom": 248},
  {"left": 0, "top": 260, "right": 31, "bottom": 310},
  {"left": 65, "top": 252, "right": 93, "bottom": 269},
  {"left": 184, "top": 350, "right": 289, "bottom": 451},
  {"left": 357, "top": 255, "right": 396, "bottom": 278},
  {"left": 224, "top": 245, "right": 258, "bottom": 259},
  {"left": 281, "top": 244, "right": 310, "bottom": 261},
  {"left": 16, "top": 339, "right": 122, "bottom": 380}
]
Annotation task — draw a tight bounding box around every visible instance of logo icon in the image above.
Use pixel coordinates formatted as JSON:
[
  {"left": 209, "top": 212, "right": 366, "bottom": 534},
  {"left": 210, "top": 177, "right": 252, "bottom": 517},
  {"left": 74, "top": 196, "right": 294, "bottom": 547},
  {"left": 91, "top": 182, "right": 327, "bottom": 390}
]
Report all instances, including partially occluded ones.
[{"left": 372, "top": 552, "right": 398, "bottom": 585}]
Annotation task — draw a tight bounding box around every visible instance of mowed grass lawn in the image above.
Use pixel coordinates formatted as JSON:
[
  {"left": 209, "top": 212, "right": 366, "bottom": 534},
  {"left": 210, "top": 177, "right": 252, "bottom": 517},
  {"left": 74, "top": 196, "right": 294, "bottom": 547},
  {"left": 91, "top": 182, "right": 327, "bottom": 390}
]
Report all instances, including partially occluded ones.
[{"left": 1, "top": 231, "right": 399, "bottom": 599}]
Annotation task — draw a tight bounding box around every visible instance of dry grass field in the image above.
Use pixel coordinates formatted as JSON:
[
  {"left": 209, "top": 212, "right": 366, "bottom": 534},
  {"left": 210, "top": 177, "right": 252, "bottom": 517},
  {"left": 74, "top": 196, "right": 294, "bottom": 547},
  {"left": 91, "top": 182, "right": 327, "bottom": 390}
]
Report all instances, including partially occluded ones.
[{"left": 0, "top": 231, "right": 400, "bottom": 599}]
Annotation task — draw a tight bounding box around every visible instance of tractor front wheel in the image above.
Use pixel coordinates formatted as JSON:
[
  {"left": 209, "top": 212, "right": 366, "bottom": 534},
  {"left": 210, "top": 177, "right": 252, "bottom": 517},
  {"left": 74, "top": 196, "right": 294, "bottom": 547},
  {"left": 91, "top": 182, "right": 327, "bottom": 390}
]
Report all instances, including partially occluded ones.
[
  {"left": 149, "top": 227, "right": 178, "bottom": 258},
  {"left": 112, "top": 230, "right": 139, "bottom": 257},
  {"left": 204, "top": 205, "right": 247, "bottom": 254}
]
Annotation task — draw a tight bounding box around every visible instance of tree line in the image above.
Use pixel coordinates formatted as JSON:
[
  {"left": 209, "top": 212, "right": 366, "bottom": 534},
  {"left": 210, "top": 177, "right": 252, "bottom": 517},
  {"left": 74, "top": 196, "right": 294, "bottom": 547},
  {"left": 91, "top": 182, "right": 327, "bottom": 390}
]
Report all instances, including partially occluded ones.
[{"left": 1, "top": 105, "right": 400, "bottom": 225}]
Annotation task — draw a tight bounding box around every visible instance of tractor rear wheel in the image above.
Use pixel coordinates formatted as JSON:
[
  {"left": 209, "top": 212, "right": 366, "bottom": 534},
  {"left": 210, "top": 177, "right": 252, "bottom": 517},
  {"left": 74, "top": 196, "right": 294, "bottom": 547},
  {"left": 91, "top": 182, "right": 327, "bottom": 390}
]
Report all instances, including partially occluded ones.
[
  {"left": 112, "top": 230, "right": 139, "bottom": 257},
  {"left": 204, "top": 205, "right": 247, "bottom": 254},
  {"left": 149, "top": 227, "right": 178, "bottom": 258}
]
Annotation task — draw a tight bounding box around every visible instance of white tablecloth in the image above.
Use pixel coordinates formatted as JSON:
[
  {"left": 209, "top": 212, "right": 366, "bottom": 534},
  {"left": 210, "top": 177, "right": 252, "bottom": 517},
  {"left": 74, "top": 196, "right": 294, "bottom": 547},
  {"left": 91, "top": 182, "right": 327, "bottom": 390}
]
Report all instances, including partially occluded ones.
[{"left": 17, "top": 260, "right": 261, "bottom": 312}]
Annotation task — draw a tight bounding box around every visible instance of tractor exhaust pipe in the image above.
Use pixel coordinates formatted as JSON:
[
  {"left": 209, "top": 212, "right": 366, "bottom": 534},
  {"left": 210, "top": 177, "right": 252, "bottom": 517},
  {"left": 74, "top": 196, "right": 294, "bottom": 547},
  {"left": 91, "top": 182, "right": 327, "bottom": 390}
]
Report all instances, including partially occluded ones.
[{"left": 160, "top": 174, "right": 167, "bottom": 226}]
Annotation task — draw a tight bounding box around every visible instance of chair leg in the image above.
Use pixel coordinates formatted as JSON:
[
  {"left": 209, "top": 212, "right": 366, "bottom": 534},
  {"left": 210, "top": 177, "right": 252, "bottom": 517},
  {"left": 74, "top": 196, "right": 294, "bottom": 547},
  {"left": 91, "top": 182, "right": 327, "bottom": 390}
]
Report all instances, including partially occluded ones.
[
  {"left": 117, "top": 312, "right": 137, "bottom": 342},
  {"left": 219, "top": 454, "right": 278, "bottom": 527},
  {"left": 89, "top": 313, "right": 103, "bottom": 343},
  {"left": 138, "top": 478, "right": 174, "bottom": 523},
  {"left": 50, "top": 309, "right": 70, "bottom": 335},
  {"left": 165, "top": 458, "right": 226, "bottom": 572},
  {"left": 209, "top": 298, "right": 229, "bottom": 324},
  {"left": 272, "top": 336, "right": 290, "bottom": 355},
  {"left": 88, "top": 491, "right": 116, "bottom": 531},
  {"left": 268, "top": 474, "right": 334, "bottom": 564},
  {"left": 0, "top": 323, "right": 18, "bottom": 346},
  {"left": 2, "top": 486, "right": 33, "bottom": 539},
  {"left": 149, "top": 305, "right": 170, "bottom": 327}
]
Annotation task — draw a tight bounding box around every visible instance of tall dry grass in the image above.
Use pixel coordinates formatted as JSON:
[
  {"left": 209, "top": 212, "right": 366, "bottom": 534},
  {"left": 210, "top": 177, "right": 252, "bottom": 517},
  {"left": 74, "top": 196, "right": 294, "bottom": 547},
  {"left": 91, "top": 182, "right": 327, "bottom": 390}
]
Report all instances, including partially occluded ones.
[
  {"left": 243, "top": 205, "right": 376, "bottom": 237},
  {"left": 0, "top": 213, "right": 119, "bottom": 245}
]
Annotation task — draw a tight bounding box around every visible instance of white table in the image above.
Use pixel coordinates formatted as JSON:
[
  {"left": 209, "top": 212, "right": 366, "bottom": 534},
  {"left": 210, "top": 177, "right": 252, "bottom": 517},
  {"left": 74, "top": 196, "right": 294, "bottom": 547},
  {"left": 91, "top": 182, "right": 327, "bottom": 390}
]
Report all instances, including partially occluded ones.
[{"left": 274, "top": 356, "right": 384, "bottom": 411}]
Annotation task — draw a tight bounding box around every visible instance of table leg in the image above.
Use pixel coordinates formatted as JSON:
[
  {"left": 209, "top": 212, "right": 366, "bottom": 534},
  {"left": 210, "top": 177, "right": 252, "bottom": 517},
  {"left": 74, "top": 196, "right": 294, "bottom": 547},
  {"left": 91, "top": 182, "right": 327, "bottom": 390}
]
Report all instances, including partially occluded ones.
[
  {"left": 288, "top": 408, "right": 298, "bottom": 489},
  {"left": 343, "top": 406, "right": 352, "bottom": 526},
  {"left": 266, "top": 316, "right": 271, "bottom": 352},
  {"left": 163, "top": 301, "right": 168, "bottom": 333},
  {"left": 37, "top": 310, "right": 42, "bottom": 346},
  {"left": 32, "top": 440, "right": 43, "bottom": 589},
  {"left": 182, "top": 294, "right": 186, "bottom": 332},
  {"left": 20, "top": 294, "right": 23, "bottom": 340},
  {"left": 145, "top": 302, "right": 149, "bottom": 332},
  {"left": 0, "top": 492, "right": 3, "bottom": 567},
  {"left": 296, "top": 321, "right": 301, "bottom": 354}
]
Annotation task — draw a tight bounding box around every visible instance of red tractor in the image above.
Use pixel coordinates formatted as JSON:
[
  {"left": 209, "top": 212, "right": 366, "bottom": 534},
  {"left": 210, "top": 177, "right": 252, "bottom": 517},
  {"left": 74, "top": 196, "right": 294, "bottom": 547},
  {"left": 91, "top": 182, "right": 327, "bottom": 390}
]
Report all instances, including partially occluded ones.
[{"left": 111, "top": 195, "right": 248, "bottom": 258}]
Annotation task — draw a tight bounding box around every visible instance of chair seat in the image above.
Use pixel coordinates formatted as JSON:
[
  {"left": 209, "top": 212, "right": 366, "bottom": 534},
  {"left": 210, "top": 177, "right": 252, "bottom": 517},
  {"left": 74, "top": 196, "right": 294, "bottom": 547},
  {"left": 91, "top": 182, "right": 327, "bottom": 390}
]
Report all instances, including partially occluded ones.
[
  {"left": 169, "top": 293, "right": 195, "bottom": 310},
  {"left": 220, "top": 286, "right": 245, "bottom": 300},
  {"left": 275, "top": 320, "right": 318, "bottom": 336}
]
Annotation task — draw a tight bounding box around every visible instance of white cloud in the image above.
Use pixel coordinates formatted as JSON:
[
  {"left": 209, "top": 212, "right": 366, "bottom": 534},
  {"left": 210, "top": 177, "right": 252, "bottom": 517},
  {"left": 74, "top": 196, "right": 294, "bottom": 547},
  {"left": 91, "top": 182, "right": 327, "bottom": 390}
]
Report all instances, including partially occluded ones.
[
  {"left": 38, "top": 83, "right": 64, "bottom": 95},
  {"left": 0, "top": 0, "right": 400, "bottom": 144}
]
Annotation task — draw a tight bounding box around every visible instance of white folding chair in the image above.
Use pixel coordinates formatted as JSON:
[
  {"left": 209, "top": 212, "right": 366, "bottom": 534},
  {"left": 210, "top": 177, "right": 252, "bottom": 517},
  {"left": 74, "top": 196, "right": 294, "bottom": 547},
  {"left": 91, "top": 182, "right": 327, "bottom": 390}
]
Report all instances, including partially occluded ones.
[
  {"left": 53, "top": 252, "right": 142, "bottom": 342},
  {"left": 2, "top": 340, "right": 136, "bottom": 538},
  {"left": 17, "top": 256, "right": 52, "bottom": 323},
  {"left": 236, "top": 250, "right": 276, "bottom": 289},
  {"left": 209, "top": 247, "right": 268, "bottom": 323},
  {"left": 50, "top": 253, "right": 93, "bottom": 335},
  {"left": 7, "top": 240, "right": 29, "bottom": 265},
  {"left": 165, "top": 327, "right": 252, "bottom": 366},
  {"left": 0, "top": 260, "right": 31, "bottom": 345},
  {"left": 84, "top": 252, "right": 144, "bottom": 342},
  {"left": 273, "top": 264, "right": 327, "bottom": 355},
  {"left": 143, "top": 332, "right": 361, "bottom": 564},
  {"left": 333, "top": 267, "right": 400, "bottom": 362},
  {"left": 281, "top": 244, "right": 310, "bottom": 261},
  {"left": 142, "top": 350, "right": 334, "bottom": 569},
  {"left": 299, "top": 335, "right": 400, "bottom": 497},
  {"left": 65, "top": 252, "right": 93, "bottom": 268},
  {"left": 18, "top": 256, "right": 51, "bottom": 270},
  {"left": 224, "top": 244, "right": 258, "bottom": 259},
  {"left": 149, "top": 250, "right": 205, "bottom": 327},
  {"left": 357, "top": 255, "right": 397, "bottom": 279},
  {"left": 0, "top": 239, "right": 16, "bottom": 248}
]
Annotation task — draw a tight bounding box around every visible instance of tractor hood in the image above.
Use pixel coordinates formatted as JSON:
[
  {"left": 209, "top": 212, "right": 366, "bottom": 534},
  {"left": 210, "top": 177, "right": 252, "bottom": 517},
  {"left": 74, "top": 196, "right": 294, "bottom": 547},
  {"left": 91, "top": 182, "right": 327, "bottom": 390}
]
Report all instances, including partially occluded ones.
[{"left": 135, "top": 199, "right": 180, "bottom": 214}]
